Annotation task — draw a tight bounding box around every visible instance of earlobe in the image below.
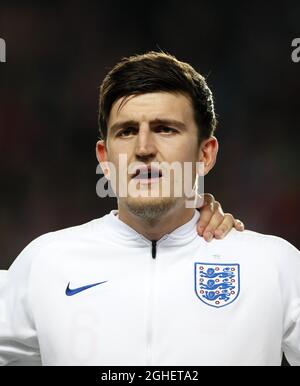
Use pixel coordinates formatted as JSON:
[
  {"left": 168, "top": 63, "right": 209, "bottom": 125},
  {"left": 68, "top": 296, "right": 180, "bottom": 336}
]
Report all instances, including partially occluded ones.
[
  {"left": 199, "top": 136, "right": 219, "bottom": 175},
  {"left": 96, "top": 140, "right": 110, "bottom": 179}
]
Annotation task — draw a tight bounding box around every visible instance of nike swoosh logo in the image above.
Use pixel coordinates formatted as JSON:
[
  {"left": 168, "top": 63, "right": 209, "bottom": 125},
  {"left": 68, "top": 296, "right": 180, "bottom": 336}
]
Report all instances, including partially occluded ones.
[{"left": 65, "top": 281, "right": 108, "bottom": 296}]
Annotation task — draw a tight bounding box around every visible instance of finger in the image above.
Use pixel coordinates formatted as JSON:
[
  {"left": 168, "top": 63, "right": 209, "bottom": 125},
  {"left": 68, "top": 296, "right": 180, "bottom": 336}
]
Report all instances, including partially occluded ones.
[
  {"left": 201, "top": 202, "right": 225, "bottom": 241},
  {"left": 196, "top": 193, "right": 216, "bottom": 232},
  {"left": 234, "top": 219, "right": 245, "bottom": 231},
  {"left": 196, "top": 193, "right": 215, "bottom": 209},
  {"left": 203, "top": 193, "right": 215, "bottom": 206},
  {"left": 214, "top": 213, "right": 235, "bottom": 239},
  {"left": 196, "top": 200, "right": 215, "bottom": 236}
]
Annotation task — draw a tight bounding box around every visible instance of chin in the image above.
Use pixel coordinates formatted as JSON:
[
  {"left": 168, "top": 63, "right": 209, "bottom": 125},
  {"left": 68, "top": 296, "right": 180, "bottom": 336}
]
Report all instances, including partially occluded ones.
[{"left": 122, "top": 196, "right": 179, "bottom": 222}]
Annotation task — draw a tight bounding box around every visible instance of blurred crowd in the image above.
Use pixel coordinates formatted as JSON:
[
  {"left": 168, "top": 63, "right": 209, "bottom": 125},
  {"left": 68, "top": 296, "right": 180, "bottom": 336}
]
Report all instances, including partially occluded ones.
[{"left": 0, "top": 1, "right": 299, "bottom": 268}]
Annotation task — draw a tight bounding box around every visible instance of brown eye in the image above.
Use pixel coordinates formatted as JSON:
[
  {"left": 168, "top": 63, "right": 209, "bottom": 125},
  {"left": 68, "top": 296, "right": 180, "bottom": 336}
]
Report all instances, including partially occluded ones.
[
  {"left": 156, "top": 126, "right": 177, "bottom": 134},
  {"left": 118, "top": 127, "right": 136, "bottom": 137}
]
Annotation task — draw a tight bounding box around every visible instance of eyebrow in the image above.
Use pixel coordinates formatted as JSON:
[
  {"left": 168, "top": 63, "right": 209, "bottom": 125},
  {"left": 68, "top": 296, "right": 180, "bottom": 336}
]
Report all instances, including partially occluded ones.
[{"left": 108, "top": 118, "right": 187, "bottom": 134}]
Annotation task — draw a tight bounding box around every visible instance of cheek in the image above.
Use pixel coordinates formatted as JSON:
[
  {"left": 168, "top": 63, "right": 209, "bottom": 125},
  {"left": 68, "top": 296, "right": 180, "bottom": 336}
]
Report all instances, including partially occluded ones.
[
  {"left": 163, "top": 143, "right": 198, "bottom": 163},
  {"left": 106, "top": 143, "right": 131, "bottom": 163}
]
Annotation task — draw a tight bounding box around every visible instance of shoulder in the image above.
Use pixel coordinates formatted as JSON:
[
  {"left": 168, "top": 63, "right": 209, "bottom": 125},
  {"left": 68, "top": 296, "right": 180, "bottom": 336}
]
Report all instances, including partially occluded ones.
[
  {"left": 216, "top": 228, "right": 300, "bottom": 264},
  {"left": 220, "top": 228, "right": 296, "bottom": 246},
  {"left": 233, "top": 228, "right": 297, "bottom": 249},
  {"left": 8, "top": 217, "right": 104, "bottom": 273}
]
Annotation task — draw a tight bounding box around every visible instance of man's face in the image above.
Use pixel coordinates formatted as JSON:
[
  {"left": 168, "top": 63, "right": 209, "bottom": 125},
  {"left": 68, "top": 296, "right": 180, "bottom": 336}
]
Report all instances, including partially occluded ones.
[{"left": 100, "top": 91, "right": 202, "bottom": 219}]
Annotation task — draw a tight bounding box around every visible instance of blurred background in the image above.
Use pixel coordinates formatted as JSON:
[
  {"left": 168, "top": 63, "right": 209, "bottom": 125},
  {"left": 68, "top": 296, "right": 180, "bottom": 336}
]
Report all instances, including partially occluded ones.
[{"left": 0, "top": 0, "right": 299, "bottom": 271}]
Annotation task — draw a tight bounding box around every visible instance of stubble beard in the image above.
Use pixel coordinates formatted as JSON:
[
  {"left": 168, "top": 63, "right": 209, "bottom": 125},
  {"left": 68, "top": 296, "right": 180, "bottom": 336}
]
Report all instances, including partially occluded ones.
[{"left": 121, "top": 196, "right": 180, "bottom": 225}]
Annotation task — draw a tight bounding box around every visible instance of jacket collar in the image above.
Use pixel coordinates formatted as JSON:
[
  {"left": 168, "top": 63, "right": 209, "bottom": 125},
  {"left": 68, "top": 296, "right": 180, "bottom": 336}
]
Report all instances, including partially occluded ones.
[{"left": 100, "top": 209, "right": 200, "bottom": 247}]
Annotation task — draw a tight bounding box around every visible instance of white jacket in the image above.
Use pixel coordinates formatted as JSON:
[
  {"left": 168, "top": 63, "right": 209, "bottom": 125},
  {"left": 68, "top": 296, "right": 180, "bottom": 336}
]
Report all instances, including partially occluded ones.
[{"left": 0, "top": 210, "right": 300, "bottom": 366}]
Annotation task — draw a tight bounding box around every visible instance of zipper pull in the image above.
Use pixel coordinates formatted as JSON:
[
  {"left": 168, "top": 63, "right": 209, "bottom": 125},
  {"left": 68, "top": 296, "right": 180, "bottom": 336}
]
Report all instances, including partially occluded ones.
[{"left": 151, "top": 240, "right": 157, "bottom": 259}]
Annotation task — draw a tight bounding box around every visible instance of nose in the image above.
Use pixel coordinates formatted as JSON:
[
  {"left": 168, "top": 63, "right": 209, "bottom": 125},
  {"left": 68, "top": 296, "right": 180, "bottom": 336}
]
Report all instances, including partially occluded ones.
[{"left": 134, "top": 125, "right": 157, "bottom": 161}]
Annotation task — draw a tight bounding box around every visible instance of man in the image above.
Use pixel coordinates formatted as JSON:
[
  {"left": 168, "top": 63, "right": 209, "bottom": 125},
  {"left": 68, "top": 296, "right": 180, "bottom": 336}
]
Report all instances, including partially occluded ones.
[{"left": 1, "top": 52, "right": 299, "bottom": 366}]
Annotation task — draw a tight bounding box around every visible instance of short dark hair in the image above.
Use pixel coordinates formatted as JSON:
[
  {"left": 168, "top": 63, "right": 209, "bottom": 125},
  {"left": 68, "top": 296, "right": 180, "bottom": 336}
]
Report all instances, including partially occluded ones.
[{"left": 98, "top": 51, "right": 217, "bottom": 144}]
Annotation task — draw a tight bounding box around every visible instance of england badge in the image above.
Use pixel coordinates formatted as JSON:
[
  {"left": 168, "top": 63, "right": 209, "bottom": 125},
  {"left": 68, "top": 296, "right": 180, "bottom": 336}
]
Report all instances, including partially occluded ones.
[{"left": 195, "top": 262, "right": 240, "bottom": 308}]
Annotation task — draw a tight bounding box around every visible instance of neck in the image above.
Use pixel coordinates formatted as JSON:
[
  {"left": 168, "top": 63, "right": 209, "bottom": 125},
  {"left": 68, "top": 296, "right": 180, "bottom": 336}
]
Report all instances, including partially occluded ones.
[{"left": 117, "top": 202, "right": 195, "bottom": 241}]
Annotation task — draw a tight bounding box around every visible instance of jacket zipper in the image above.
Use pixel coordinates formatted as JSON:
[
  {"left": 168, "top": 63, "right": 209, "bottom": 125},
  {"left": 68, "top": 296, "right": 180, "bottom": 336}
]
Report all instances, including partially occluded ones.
[
  {"left": 145, "top": 236, "right": 167, "bottom": 365},
  {"left": 151, "top": 240, "right": 157, "bottom": 259},
  {"left": 146, "top": 240, "right": 158, "bottom": 365}
]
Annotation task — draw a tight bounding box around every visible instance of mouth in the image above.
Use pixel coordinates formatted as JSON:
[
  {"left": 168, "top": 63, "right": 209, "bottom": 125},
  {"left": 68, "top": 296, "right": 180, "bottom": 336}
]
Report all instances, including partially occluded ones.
[{"left": 131, "top": 166, "right": 162, "bottom": 184}]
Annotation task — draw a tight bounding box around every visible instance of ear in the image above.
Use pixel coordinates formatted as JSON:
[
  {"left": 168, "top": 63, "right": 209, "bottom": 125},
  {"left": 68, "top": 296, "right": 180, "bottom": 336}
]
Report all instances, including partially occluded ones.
[
  {"left": 198, "top": 136, "right": 219, "bottom": 175},
  {"left": 96, "top": 140, "right": 110, "bottom": 179}
]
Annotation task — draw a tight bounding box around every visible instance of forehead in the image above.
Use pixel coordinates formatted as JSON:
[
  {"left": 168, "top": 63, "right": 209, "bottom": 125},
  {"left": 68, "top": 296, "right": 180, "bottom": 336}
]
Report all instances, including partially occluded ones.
[{"left": 107, "top": 92, "right": 195, "bottom": 126}]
